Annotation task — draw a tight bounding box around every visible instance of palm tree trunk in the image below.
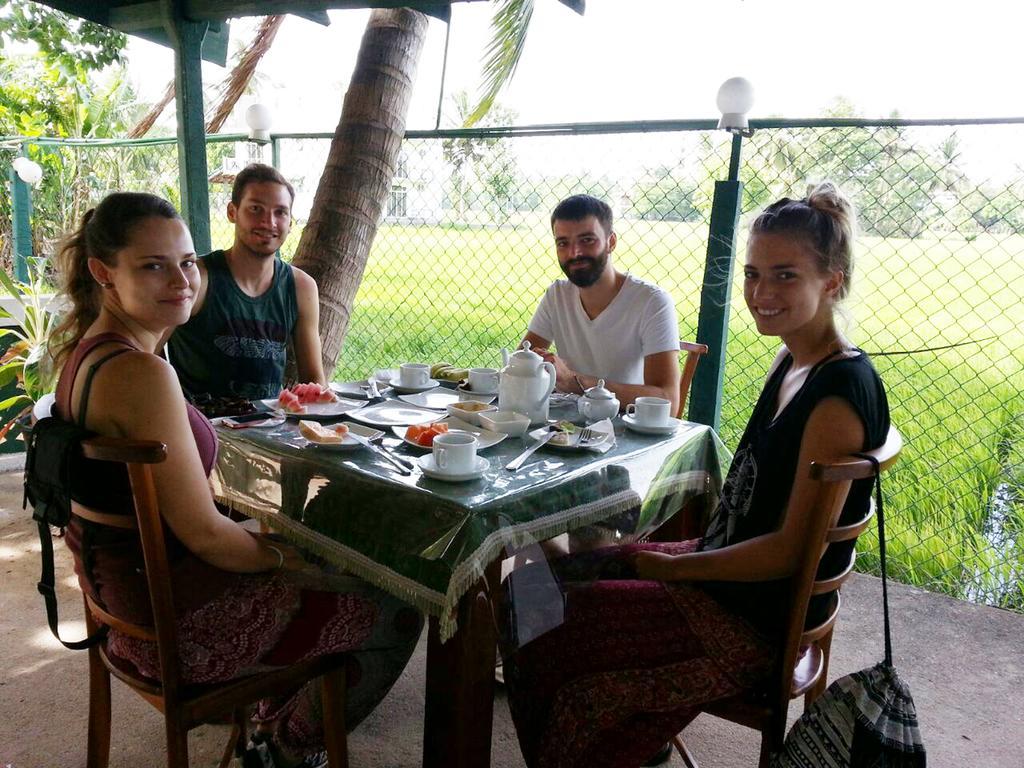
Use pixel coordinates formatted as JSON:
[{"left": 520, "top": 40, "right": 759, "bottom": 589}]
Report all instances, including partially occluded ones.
[{"left": 291, "top": 8, "right": 428, "bottom": 372}]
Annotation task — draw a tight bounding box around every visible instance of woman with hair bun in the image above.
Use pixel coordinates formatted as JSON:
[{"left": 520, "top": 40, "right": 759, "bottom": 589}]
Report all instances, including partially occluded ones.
[
  {"left": 498, "top": 183, "right": 890, "bottom": 768},
  {"left": 50, "top": 192, "right": 421, "bottom": 767}
]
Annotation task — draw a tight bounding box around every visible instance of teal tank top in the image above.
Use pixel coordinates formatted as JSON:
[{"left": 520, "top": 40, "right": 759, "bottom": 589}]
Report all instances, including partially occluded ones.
[{"left": 168, "top": 250, "right": 298, "bottom": 400}]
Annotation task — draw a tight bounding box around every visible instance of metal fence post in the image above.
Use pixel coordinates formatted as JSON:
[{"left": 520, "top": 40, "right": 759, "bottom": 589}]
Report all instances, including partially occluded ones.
[
  {"left": 689, "top": 133, "right": 744, "bottom": 429},
  {"left": 9, "top": 150, "right": 32, "bottom": 283},
  {"left": 271, "top": 136, "right": 281, "bottom": 170}
]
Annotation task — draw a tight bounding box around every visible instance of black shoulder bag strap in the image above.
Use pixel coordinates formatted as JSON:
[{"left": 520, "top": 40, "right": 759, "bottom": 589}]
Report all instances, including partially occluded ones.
[
  {"left": 34, "top": 346, "right": 132, "bottom": 650},
  {"left": 853, "top": 451, "right": 893, "bottom": 667}
]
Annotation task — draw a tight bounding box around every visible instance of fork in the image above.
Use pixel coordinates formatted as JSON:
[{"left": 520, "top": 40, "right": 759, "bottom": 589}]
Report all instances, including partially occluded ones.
[{"left": 576, "top": 426, "right": 596, "bottom": 446}]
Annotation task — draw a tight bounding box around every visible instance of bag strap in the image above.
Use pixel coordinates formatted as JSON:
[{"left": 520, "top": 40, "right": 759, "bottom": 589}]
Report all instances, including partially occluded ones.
[
  {"left": 35, "top": 514, "right": 108, "bottom": 650},
  {"left": 853, "top": 451, "right": 892, "bottom": 666},
  {"left": 76, "top": 346, "right": 133, "bottom": 425},
  {"left": 35, "top": 345, "right": 131, "bottom": 650}
]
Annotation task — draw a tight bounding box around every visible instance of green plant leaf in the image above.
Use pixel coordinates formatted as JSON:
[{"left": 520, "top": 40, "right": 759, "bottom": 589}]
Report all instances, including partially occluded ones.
[
  {"left": 465, "top": 0, "right": 533, "bottom": 127},
  {"left": 0, "top": 394, "right": 32, "bottom": 412}
]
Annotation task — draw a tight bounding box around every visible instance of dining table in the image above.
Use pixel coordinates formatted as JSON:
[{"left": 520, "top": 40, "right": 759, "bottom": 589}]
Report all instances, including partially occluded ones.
[{"left": 209, "top": 386, "right": 731, "bottom": 768}]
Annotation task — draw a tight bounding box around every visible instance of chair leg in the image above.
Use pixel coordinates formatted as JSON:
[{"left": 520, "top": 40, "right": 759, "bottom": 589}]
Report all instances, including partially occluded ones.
[
  {"left": 217, "top": 710, "right": 247, "bottom": 768},
  {"left": 758, "top": 709, "right": 789, "bottom": 768},
  {"left": 164, "top": 714, "right": 190, "bottom": 768},
  {"left": 85, "top": 646, "right": 112, "bottom": 768},
  {"left": 321, "top": 664, "right": 348, "bottom": 768},
  {"left": 805, "top": 630, "right": 835, "bottom": 707},
  {"left": 673, "top": 733, "right": 700, "bottom": 768}
]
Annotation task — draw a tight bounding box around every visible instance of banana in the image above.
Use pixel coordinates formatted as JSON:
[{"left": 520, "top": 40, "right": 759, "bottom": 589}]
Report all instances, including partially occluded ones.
[{"left": 430, "top": 362, "right": 454, "bottom": 377}]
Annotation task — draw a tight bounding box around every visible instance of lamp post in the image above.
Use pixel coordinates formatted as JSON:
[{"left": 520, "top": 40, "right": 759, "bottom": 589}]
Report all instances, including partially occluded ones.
[
  {"left": 688, "top": 78, "right": 754, "bottom": 430},
  {"left": 9, "top": 153, "right": 43, "bottom": 283}
]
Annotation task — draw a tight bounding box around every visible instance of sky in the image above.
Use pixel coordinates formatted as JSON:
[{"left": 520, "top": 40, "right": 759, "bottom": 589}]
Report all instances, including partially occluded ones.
[
  {"left": 121, "top": 0, "right": 1024, "bottom": 179},
  {"left": 123, "top": 0, "right": 1024, "bottom": 129}
]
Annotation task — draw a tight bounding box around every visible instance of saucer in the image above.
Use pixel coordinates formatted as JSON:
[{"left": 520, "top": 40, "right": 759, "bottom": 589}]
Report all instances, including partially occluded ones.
[
  {"left": 456, "top": 382, "right": 499, "bottom": 401},
  {"left": 418, "top": 454, "right": 490, "bottom": 482},
  {"left": 622, "top": 414, "right": 682, "bottom": 435},
  {"left": 389, "top": 377, "right": 441, "bottom": 394}
]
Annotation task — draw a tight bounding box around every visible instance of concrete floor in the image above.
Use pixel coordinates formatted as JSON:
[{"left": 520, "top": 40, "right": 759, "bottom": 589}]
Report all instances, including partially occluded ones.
[{"left": 1, "top": 467, "right": 1021, "bottom": 767}]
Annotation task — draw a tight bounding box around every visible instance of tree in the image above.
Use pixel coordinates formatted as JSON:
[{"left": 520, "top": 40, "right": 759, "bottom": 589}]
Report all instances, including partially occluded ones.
[
  {"left": 290, "top": 9, "right": 429, "bottom": 369},
  {"left": 294, "top": 0, "right": 543, "bottom": 372},
  {"left": 0, "top": 1, "right": 125, "bottom": 74},
  {"left": 441, "top": 90, "right": 519, "bottom": 221}
]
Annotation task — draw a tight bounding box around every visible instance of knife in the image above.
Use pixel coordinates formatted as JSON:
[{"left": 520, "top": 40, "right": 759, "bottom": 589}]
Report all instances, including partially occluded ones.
[
  {"left": 346, "top": 431, "right": 416, "bottom": 474},
  {"left": 505, "top": 431, "right": 556, "bottom": 471}
]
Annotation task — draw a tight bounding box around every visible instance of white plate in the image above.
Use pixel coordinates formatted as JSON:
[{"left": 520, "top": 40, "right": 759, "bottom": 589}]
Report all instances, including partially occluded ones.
[
  {"left": 392, "top": 417, "right": 507, "bottom": 451},
  {"left": 261, "top": 396, "right": 367, "bottom": 419},
  {"left": 346, "top": 401, "right": 441, "bottom": 427},
  {"left": 527, "top": 423, "right": 614, "bottom": 449},
  {"left": 456, "top": 383, "right": 499, "bottom": 400},
  {"left": 621, "top": 414, "right": 682, "bottom": 435},
  {"left": 418, "top": 454, "right": 490, "bottom": 482},
  {"left": 388, "top": 377, "right": 441, "bottom": 394},
  {"left": 301, "top": 421, "right": 385, "bottom": 451},
  {"left": 397, "top": 388, "right": 462, "bottom": 410}
]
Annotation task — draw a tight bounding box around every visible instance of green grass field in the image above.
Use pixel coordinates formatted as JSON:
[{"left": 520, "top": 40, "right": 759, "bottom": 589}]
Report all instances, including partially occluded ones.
[{"left": 319, "top": 215, "right": 1023, "bottom": 612}]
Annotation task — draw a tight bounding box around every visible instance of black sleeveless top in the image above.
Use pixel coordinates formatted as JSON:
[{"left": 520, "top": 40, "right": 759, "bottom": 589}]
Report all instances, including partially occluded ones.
[
  {"left": 168, "top": 250, "right": 298, "bottom": 400},
  {"left": 700, "top": 349, "right": 890, "bottom": 632}
]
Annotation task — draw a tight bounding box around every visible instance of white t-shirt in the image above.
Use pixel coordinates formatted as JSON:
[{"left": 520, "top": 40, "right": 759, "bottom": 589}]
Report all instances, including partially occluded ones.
[{"left": 528, "top": 274, "right": 679, "bottom": 385}]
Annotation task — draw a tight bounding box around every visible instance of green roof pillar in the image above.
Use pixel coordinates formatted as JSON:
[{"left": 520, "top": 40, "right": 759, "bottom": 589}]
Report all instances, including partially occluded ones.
[
  {"left": 9, "top": 147, "right": 32, "bottom": 283},
  {"left": 162, "top": 1, "right": 211, "bottom": 254},
  {"left": 689, "top": 133, "right": 744, "bottom": 430}
]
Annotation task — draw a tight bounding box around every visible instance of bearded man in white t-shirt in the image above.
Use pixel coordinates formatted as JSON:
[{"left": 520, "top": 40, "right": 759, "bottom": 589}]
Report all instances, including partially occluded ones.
[{"left": 522, "top": 194, "right": 682, "bottom": 413}]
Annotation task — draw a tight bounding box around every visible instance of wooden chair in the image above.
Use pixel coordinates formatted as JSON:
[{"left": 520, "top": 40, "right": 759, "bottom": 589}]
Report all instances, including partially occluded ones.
[
  {"left": 674, "top": 425, "right": 903, "bottom": 768},
  {"left": 75, "top": 435, "right": 350, "bottom": 768},
  {"left": 678, "top": 341, "right": 709, "bottom": 419}
]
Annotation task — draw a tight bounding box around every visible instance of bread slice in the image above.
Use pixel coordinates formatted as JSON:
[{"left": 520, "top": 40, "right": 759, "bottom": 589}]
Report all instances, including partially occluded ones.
[{"left": 299, "top": 419, "right": 347, "bottom": 444}]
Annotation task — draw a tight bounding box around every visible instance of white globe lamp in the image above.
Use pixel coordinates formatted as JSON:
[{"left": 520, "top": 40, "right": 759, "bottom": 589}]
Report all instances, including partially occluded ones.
[
  {"left": 716, "top": 77, "right": 755, "bottom": 133},
  {"left": 13, "top": 157, "right": 43, "bottom": 186},
  {"left": 245, "top": 102, "right": 273, "bottom": 143}
]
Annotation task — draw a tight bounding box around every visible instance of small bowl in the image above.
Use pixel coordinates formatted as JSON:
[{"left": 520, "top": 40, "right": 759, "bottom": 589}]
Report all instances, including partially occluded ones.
[
  {"left": 478, "top": 410, "right": 531, "bottom": 437},
  {"left": 446, "top": 400, "right": 498, "bottom": 426}
]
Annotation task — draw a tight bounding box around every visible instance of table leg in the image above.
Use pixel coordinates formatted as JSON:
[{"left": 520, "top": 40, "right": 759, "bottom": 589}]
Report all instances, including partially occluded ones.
[{"left": 422, "top": 575, "right": 498, "bottom": 768}]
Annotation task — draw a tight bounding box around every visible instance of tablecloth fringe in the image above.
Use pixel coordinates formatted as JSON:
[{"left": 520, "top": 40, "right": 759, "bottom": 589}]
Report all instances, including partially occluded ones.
[{"left": 218, "top": 497, "right": 448, "bottom": 620}]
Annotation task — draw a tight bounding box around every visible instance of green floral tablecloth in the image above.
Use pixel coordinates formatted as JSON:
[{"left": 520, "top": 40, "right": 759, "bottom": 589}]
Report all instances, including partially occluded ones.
[{"left": 211, "top": 416, "right": 730, "bottom": 640}]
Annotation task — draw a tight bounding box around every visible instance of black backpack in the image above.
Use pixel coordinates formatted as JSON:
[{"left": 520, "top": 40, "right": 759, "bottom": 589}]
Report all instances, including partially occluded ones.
[{"left": 23, "top": 345, "right": 133, "bottom": 650}]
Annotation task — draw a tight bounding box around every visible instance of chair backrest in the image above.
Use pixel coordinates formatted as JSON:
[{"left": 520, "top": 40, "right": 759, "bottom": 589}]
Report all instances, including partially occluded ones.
[
  {"left": 677, "top": 341, "right": 709, "bottom": 420},
  {"left": 71, "top": 437, "right": 183, "bottom": 699},
  {"left": 770, "top": 425, "right": 903, "bottom": 707}
]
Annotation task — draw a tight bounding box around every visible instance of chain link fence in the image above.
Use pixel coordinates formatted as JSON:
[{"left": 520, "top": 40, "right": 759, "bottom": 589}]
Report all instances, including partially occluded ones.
[{"left": 2, "top": 120, "right": 1021, "bottom": 613}]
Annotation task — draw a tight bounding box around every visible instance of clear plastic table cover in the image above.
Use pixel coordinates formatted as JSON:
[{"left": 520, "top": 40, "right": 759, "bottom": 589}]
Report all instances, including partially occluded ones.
[{"left": 211, "top": 418, "right": 730, "bottom": 641}]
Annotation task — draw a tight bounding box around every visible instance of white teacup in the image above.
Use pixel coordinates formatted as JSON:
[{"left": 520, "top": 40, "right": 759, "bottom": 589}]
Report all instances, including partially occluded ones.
[
  {"left": 432, "top": 431, "right": 479, "bottom": 475},
  {"left": 625, "top": 396, "right": 672, "bottom": 427},
  {"left": 399, "top": 362, "right": 430, "bottom": 388},
  {"left": 468, "top": 367, "right": 499, "bottom": 393}
]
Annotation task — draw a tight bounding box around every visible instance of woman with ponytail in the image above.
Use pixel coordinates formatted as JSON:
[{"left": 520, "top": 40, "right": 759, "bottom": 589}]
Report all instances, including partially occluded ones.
[
  {"left": 498, "top": 183, "right": 890, "bottom": 768},
  {"left": 51, "top": 193, "right": 421, "bottom": 767}
]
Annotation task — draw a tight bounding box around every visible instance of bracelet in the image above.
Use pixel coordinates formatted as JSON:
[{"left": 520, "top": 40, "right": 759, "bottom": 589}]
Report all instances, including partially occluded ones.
[
  {"left": 573, "top": 374, "right": 586, "bottom": 394},
  {"left": 266, "top": 544, "right": 284, "bottom": 571}
]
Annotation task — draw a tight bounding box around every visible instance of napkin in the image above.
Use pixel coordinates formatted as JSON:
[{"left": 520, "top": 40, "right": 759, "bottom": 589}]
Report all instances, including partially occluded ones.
[
  {"left": 529, "top": 418, "right": 616, "bottom": 454},
  {"left": 584, "top": 418, "right": 617, "bottom": 454}
]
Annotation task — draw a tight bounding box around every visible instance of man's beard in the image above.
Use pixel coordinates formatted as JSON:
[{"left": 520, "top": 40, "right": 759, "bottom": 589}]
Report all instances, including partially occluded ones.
[{"left": 561, "top": 251, "right": 609, "bottom": 287}]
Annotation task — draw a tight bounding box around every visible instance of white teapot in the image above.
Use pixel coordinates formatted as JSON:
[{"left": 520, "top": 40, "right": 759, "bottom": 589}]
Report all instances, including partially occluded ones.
[
  {"left": 498, "top": 341, "right": 557, "bottom": 426},
  {"left": 577, "top": 379, "right": 620, "bottom": 422}
]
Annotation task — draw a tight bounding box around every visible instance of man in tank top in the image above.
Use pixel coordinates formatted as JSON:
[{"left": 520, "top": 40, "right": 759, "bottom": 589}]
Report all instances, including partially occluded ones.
[
  {"left": 168, "top": 164, "right": 326, "bottom": 400},
  {"left": 522, "top": 194, "right": 682, "bottom": 413}
]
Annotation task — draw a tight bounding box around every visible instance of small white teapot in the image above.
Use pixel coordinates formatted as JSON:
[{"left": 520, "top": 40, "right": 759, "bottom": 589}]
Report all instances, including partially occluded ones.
[{"left": 577, "top": 379, "right": 620, "bottom": 422}]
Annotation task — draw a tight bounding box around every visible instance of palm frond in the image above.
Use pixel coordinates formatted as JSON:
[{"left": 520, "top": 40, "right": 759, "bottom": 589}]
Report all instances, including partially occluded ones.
[
  {"left": 127, "top": 79, "right": 174, "bottom": 139},
  {"left": 206, "top": 15, "right": 285, "bottom": 133},
  {"left": 465, "top": 0, "right": 533, "bottom": 127}
]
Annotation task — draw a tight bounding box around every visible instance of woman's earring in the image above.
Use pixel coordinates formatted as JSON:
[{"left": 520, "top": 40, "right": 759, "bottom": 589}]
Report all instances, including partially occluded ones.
[{"left": 99, "top": 282, "right": 113, "bottom": 289}]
